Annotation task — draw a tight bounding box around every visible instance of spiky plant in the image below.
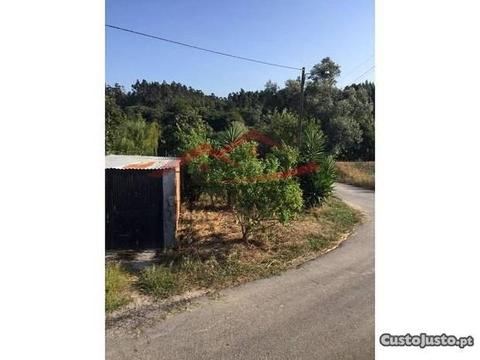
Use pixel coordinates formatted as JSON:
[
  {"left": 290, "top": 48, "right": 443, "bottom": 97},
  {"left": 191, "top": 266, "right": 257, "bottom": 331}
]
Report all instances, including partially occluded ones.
[
  {"left": 301, "top": 121, "right": 326, "bottom": 163},
  {"left": 299, "top": 122, "right": 336, "bottom": 206},
  {"left": 220, "top": 121, "right": 247, "bottom": 146}
]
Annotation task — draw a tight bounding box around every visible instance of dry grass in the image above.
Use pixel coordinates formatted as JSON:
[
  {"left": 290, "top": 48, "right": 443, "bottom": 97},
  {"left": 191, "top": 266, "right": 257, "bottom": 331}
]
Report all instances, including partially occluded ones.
[
  {"left": 336, "top": 161, "right": 375, "bottom": 190},
  {"left": 105, "top": 198, "right": 361, "bottom": 313}
]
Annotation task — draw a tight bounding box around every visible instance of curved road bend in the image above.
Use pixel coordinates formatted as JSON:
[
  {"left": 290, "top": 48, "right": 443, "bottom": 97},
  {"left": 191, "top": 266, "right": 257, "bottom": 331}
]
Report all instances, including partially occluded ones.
[{"left": 107, "top": 183, "right": 375, "bottom": 360}]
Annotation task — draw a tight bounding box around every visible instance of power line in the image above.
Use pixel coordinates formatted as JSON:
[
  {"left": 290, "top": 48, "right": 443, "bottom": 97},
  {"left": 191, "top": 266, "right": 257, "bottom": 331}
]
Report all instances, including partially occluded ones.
[
  {"left": 340, "top": 55, "right": 374, "bottom": 82},
  {"left": 350, "top": 65, "right": 375, "bottom": 84},
  {"left": 106, "top": 24, "right": 302, "bottom": 71}
]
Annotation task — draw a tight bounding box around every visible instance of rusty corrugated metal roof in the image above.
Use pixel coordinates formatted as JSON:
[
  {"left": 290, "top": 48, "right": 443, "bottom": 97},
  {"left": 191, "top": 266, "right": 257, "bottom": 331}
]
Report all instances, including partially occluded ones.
[{"left": 105, "top": 155, "right": 181, "bottom": 170}]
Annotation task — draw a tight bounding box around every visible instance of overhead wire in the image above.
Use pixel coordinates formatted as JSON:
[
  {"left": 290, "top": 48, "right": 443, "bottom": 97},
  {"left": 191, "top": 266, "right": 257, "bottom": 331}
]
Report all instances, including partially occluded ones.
[
  {"left": 350, "top": 65, "right": 375, "bottom": 84},
  {"left": 340, "top": 55, "right": 374, "bottom": 82},
  {"left": 106, "top": 24, "right": 302, "bottom": 71}
]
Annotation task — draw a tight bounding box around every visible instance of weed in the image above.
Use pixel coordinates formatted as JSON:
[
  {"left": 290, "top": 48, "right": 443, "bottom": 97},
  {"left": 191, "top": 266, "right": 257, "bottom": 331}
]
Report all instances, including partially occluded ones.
[
  {"left": 307, "top": 235, "right": 329, "bottom": 251},
  {"left": 321, "top": 198, "right": 362, "bottom": 231},
  {"left": 105, "top": 262, "right": 132, "bottom": 312},
  {"left": 138, "top": 265, "right": 177, "bottom": 298}
]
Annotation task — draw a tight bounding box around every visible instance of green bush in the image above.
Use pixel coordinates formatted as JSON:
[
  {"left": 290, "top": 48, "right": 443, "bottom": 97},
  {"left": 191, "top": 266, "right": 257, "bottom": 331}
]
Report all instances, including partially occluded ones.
[
  {"left": 267, "top": 144, "right": 299, "bottom": 171},
  {"left": 260, "top": 109, "right": 299, "bottom": 146},
  {"left": 300, "top": 155, "right": 337, "bottom": 206},
  {"left": 178, "top": 121, "right": 305, "bottom": 239},
  {"left": 220, "top": 142, "right": 303, "bottom": 240},
  {"left": 175, "top": 116, "right": 212, "bottom": 204},
  {"left": 138, "top": 265, "right": 177, "bottom": 298}
]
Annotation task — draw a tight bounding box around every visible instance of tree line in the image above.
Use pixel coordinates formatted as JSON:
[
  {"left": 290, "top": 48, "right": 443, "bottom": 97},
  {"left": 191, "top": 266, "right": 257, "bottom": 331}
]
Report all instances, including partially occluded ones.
[{"left": 106, "top": 57, "right": 375, "bottom": 161}]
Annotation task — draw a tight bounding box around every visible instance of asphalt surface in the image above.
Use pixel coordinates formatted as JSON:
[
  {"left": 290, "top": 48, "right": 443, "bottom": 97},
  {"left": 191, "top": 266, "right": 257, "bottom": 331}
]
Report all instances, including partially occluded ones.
[{"left": 107, "top": 183, "right": 374, "bottom": 360}]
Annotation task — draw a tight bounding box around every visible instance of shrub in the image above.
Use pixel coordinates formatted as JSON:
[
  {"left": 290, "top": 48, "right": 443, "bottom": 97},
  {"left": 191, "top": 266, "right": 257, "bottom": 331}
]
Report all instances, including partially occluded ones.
[
  {"left": 175, "top": 117, "right": 212, "bottom": 204},
  {"left": 299, "top": 123, "right": 337, "bottom": 206},
  {"left": 221, "top": 142, "right": 303, "bottom": 240},
  {"left": 300, "top": 155, "right": 337, "bottom": 206},
  {"left": 218, "top": 121, "right": 247, "bottom": 146},
  {"left": 267, "top": 144, "right": 299, "bottom": 171},
  {"left": 178, "top": 121, "right": 304, "bottom": 240},
  {"left": 260, "top": 109, "right": 299, "bottom": 146}
]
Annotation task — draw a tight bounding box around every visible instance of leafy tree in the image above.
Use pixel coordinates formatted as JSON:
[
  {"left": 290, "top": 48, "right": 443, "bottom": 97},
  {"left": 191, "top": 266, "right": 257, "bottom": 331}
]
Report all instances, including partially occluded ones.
[
  {"left": 160, "top": 102, "right": 204, "bottom": 155},
  {"left": 326, "top": 116, "right": 363, "bottom": 159},
  {"left": 260, "top": 109, "right": 299, "bottom": 146},
  {"left": 219, "top": 142, "right": 303, "bottom": 241},
  {"left": 309, "top": 57, "right": 341, "bottom": 86},
  {"left": 175, "top": 116, "right": 212, "bottom": 203},
  {"left": 109, "top": 115, "right": 160, "bottom": 155},
  {"left": 264, "top": 80, "right": 279, "bottom": 93},
  {"left": 105, "top": 59, "right": 374, "bottom": 161},
  {"left": 105, "top": 93, "right": 126, "bottom": 154}
]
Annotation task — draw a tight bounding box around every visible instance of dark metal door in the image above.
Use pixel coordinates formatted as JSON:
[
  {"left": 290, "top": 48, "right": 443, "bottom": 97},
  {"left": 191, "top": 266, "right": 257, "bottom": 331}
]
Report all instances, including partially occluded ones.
[{"left": 106, "top": 170, "right": 164, "bottom": 250}]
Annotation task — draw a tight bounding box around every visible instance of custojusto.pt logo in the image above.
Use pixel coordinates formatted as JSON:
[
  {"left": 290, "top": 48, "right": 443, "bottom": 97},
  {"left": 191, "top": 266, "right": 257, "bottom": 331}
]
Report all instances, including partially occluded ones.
[{"left": 379, "top": 333, "right": 474, "bottom": 349}]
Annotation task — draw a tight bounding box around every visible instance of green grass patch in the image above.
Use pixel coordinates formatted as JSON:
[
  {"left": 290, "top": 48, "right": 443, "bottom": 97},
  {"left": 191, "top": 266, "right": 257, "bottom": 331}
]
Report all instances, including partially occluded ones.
[
  {"left": 321, "top": 197, "right": 362, "bottom": 232},
  {"left": 307, "top": 235, "right": 330, "bottom": 251},
  {"left": 138, "top": 265, "right": 177, "bottom": 298},
  {"left": 105, "top": 262, "right": 132, "bottom": 312}
]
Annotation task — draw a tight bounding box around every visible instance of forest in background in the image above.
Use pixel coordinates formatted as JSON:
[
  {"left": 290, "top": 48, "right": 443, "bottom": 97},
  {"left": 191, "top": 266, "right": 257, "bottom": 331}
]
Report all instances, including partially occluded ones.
[{"left": 106, "top": 57, "right": 374, "bottom": 161}]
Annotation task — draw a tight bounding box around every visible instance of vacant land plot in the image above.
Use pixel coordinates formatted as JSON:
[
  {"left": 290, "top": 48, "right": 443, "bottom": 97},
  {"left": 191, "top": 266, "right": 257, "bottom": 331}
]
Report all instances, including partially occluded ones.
[
  {"left": 106, "top": 197, "right": 361, "bottom": 314},
  {"left": 336, "top": 161, "right": 375, "bottom": 190}
]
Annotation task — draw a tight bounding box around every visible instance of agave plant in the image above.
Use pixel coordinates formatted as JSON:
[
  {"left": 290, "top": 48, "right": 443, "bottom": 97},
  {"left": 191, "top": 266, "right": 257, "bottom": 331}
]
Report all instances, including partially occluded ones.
[
  {"left": 301, "top": 121, "right": 326, "bottom": 163},
  {"left": 299, "top": 122, "right": 337, "bottom": 206},
  {"left": 220, "top": 121, "right": 247, "bottom": 146}
]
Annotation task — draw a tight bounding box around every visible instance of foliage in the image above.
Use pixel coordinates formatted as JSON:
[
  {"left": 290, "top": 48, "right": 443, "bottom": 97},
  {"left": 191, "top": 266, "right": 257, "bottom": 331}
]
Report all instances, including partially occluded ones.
[
  {"left": 220, "top": 142, "right": 304, "bottom": 240},
  {"left": 326, "top": 116, "right": 363, "bottom": 159},
  {"left": 105, "top": 57, "right": 374, "bottom": 161},
  {"left": 260, "top": 109, "right": 299, "bottom": 146},
  {"left": 309, "top": 57, "right": 341, "bottom": 86},
  {"left": 105, "top": 92, "right": 125, "bottom": 153},
  {"left": 175, "top": 114, "right": 210, "bottom": 153},
  {"left": 219, "top": 120, "right": 247, "bottom": 146},
  {"left": 109, "top": 114, "right": 160, "bottom": 155},
  {"left": 301, "top": 122, "right": 326, "bottom": 163},
  {"left": 299, "top": 123, "right": 337, "bottom": 206},
  {"left": 175, "top": 116, "right": 212, "bottom": 203},
  {"left": 267, "top": 144, "right": 299, "bottom": 171},
  {"left": 300, "top": 155, "right": 337, "bottom": 206},
  {"left": 180, "top": 128, "right": 304, "bottom": 240}
]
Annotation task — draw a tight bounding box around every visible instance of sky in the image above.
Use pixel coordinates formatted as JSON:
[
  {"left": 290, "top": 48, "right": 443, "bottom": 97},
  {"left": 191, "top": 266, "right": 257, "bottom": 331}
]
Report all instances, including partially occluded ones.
[{"left": 106, "top": 0, "right": 374, "bottom": 96}]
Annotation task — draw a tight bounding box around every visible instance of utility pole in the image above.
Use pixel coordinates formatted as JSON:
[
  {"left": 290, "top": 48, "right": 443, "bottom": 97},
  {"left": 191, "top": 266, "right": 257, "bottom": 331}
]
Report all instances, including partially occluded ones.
[{"left": 298, "top": 66, "right": 306, "bottom": 148}]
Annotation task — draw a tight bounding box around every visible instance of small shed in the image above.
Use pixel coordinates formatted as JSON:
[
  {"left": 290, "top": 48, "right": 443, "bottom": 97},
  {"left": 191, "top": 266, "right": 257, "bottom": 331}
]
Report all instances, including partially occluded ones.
[{"left": 105, "top": 155, "right": 181, "bottom": 250}]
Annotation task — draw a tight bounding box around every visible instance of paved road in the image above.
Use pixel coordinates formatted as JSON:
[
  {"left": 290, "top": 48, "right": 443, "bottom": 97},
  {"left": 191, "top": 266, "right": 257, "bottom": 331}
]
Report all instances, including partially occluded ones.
[{"left": 107, "top": 183, "right": 374, "bottom": 360}]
